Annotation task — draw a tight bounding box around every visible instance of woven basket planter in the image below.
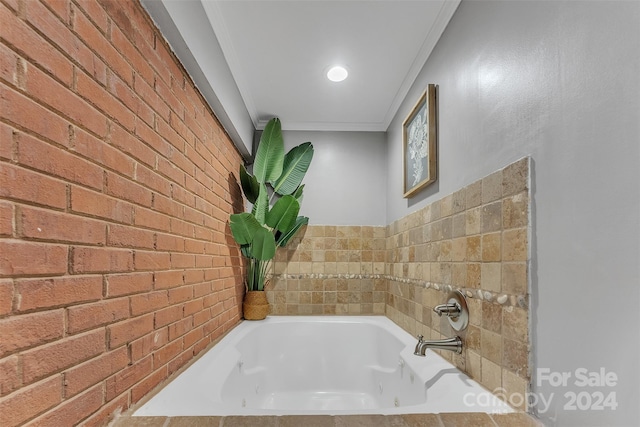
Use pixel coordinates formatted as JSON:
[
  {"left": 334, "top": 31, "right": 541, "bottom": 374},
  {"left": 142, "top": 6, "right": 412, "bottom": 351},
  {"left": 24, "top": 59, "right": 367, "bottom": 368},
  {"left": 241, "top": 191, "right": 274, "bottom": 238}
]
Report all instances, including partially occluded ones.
[{"left": 243, "top": 291, "right": 270, "bottom": 320}]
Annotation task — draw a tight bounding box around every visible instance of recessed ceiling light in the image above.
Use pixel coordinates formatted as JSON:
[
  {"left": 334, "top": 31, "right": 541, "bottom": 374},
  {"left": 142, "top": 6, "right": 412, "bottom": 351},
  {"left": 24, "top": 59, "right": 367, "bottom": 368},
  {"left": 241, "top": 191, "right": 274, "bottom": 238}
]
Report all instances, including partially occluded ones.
[{"left": 327, "top": 65, "right": 348, "bottom": 82}]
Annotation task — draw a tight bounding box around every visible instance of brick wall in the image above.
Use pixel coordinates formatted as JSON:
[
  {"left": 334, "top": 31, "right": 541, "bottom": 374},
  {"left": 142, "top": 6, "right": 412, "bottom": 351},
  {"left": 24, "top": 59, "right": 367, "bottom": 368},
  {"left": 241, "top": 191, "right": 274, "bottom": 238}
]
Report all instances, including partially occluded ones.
[{"left": 0, "top": 0, "right": 245, "bottom": 425}]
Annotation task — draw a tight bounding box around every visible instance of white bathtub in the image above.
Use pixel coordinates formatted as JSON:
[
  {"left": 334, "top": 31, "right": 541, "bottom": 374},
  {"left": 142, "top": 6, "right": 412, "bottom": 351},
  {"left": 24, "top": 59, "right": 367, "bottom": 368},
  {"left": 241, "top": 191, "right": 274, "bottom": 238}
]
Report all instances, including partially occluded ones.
[{"left": 133, "top": 316, "right": 513, "bottom": 416}]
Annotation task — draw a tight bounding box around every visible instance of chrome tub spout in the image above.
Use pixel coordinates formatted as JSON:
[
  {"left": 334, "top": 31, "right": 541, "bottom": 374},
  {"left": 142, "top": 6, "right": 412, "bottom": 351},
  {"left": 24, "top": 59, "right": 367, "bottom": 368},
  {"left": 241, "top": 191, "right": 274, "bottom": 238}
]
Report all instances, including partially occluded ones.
[{"left": 414, "top": 334, "right": 462, "bottom": 356}]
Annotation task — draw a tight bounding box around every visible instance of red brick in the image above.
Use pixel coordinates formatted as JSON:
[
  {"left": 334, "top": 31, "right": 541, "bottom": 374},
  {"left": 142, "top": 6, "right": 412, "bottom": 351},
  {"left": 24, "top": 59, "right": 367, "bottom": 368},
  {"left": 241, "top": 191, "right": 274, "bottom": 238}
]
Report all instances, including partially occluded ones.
[
  {"left": 169, "top": 286, "right": 193, "bottom": 305},
  {"left": 133, "top": 72, "right": 169, "bottom": 121},
  {"left": 135, "top": 165, "right": 171, "bottom": 197},
  {"left": 155, "top": 233, "right": 184, "bottom": 252},
  {"left": 28, "top": 383, "right": 103, "bottom": 427},
  {"left": 105, "top": 171, "right": 152, "bottom": 207},
  {"left": 63, "top": 347, "right": 128, "bottom": 397},
  {"left": 66, "top": 298, "right": 129, "bottom": 334},
  {"left": 24, "top": 59, "right": 109, "bottom": 138},
  {"left": 135, "top": 118, "right": 172, "bottom": 156},
  {"left": 154, "top": 270, "right": 184, "bottom": 290},
  {"left": 107, "top": 313, "right": 153, "bottom": 349},
  {"left": 153, "top": 194, "right": 183, "bottom": 220},
  {"left": 72, "top": 127, "right": 135, "bottom": 178},
  {"left": 0, "top": 240, "right": 68, "bottom": 277},
  {"left": 71, "top": 246, "right": 133, "bottom": 274},
  {"left": 0, "top": 201, "right": 12, "bottom": 237},
  {"left": 168, "top": 317, "right": 192, "bottom": 342},
  {"left": 0, "top": 2, "right": 73, "bottom": 86},
  {"left": 75, "top": 70, "right": 135, "bottom": 132},
  {"left": 0, "top": 164, "right": 67, "bottom": 210},
  {"left": 25, "top": 0, "right": 97, "bottom": 80},
  {"left": 0, "top": 32, "right": 18, "bottom": 84},
  {"left": 129, "top": 329, "right": 167, "bottom": 363},
  {"left": 79, "top": 391, "right": 128, "bottom": 427},
  {"left": 0, "top": 121, "right": 14, "bottom": 161},
  {"left": 185, "top": 269, "right": 205, "bottom": 286},
  {"left": 0, "top": 355, "right": 20, "bottom": 396},
  {"left": 73, "top": 6, "right": 132, "bottom": 86},
  {"left": 0, "top": 310, "right": 64, "bottom": 357},
  {"left": 72, "top": 0, "right": 108, "bottom": 33},
  {"left": 0, "top": 375, "right": 62, "bottom": 427},
  {"left": 131, "top": 366, "right": 167, "bottom": 404},
  {"left": 133, "top": 250, "right": 170, "bottom": 271},
  {"left": 19, "top": 206, "right": 106, "bottom": 245},
  {"left": 155, "top": 117, "right": 185, "bottom": 152},
  {"left": 0, "top": 279, "right": 13, "bottom": 316},
  {"left": 105, "top": 355, "right": 152, "bottom": 401},
  {"left": 153, "top": 338, "right": 183, "bottom": 370},
  {"left": 108, "top": 122, "right": 156, "bottom": 168},
  {"left": 111, "top": 25, "right": 154, "bottom": 85},
  {"left": 130, "top": 290, "right": 168, "bottom": 316},
  {"left": 21, "top": 329, "right": 105, "bottom": 385},
  {"left": 134, "top": 207, "right": 171, "bottom": 232},
  {"left": 70, "top": 186, "right": 134, "bottom": 224},
  {"left": 183, "top": 326, "right": 204, "bottom": 350},
  {"left": 157, "top": 156, "right": 186, "bottom": 186},
  {"left": 154, "top": 305, "right": 182, "bottom": 329},
  {"left": 107, "top": 224, "right": 154, "bottom": 249},
  {"left": 167, "top": 349, "right": 192, "bottom": 376},
  {"left": 105, "top": 272, "right": 153, "bottom": 297},
  {"left": 170, "top": 218, "right": 193, "bottom": 238},
  {"left": 15, "top": 276, "right": 103, "bottom": 312}
]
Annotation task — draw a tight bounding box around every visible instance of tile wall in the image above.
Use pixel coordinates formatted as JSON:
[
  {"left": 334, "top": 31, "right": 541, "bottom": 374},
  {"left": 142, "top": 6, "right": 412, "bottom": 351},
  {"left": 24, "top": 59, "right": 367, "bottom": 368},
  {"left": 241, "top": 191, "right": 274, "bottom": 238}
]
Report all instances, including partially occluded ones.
[{"left": 266, "top": 157, "right": 531, "bottom": 410}]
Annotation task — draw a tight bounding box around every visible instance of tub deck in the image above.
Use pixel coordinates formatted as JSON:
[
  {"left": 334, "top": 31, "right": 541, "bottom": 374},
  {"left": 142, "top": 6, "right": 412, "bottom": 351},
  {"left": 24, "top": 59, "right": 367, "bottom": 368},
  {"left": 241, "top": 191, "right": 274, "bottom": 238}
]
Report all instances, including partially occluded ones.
[{"left": 114, "top": 412, "right": 542, "bottom": 426}]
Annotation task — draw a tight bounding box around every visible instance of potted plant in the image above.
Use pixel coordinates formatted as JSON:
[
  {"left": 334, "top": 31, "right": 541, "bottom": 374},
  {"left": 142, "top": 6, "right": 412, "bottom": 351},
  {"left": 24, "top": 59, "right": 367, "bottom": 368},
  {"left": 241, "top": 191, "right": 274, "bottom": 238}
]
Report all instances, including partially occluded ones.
[{"left": 230, "top": 118, "right": 314, "bottom": 319}]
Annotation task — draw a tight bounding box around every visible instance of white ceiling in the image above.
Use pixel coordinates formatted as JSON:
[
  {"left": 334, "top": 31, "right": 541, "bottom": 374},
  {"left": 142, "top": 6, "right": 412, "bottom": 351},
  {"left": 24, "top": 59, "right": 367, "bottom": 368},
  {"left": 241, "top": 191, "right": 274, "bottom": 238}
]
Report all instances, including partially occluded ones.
[{"left": 143, "top": 0, "right": 460, "bottom": 149}]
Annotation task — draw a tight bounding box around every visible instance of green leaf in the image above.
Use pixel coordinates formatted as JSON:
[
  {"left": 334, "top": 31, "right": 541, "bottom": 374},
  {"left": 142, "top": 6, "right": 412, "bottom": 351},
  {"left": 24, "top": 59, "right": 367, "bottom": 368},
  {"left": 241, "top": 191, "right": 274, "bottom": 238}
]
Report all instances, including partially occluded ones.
[
  {"left": 276, "top": 216, "right": 308, "bottom": 247},
  {"left": 239, "top": 164, "right": 259, "bottom": 204},
  {"left": 229, "top": 213, "right": 262, "bottom": 245},
  {"left": 273, "top": 142, "right": 314, "bottom": 195},
  {"left": 266, "top": 195, "right": 299, "bottom": 232},
  {"left": 292, "top": 184, "right": 305, "bottom": 200},
  {"left": 250, "top": 227, "right": 276, "bottom": 260},
  {"left": 251, "top": 183, "right": 269, "bottom": 225},
  {"left": 253, "top": 118, "right": 284, "bottom": 184}
]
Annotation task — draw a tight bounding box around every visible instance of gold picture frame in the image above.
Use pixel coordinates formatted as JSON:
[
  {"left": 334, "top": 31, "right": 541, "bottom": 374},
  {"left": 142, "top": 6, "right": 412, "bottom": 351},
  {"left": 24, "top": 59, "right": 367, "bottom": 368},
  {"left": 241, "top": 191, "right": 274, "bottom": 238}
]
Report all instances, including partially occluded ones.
[{"left": 402, "top": 84, "right": 437, "bottom": 198}]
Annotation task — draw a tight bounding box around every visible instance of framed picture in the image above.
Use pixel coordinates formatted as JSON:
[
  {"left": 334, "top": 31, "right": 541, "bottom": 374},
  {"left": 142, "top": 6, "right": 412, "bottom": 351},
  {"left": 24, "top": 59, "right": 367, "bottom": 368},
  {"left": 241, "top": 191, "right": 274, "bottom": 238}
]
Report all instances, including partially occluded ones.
[{"left": 402, "top": 84, "right": 437, "bottom": 198}]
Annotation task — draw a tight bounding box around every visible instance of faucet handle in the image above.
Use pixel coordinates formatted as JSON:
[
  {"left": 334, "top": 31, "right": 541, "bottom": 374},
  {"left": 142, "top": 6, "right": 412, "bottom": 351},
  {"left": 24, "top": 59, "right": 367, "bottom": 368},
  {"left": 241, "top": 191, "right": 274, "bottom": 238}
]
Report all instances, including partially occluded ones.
[
  {"left": 433, "top": 302, "right": 461, "bottom": 317},
  {"left": 417, "top": 334, "right": 424, "bottom": 342}
]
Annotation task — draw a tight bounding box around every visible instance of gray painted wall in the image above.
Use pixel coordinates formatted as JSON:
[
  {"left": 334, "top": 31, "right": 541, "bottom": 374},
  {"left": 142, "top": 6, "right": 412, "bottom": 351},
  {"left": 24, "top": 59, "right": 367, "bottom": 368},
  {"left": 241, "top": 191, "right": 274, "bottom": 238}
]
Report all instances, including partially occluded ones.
[
  {"left": 282, "top": 131, "right": 387, "bottom": 226},
  {"left": 386, "top": 1, "right": 639, "bottom": 426}
]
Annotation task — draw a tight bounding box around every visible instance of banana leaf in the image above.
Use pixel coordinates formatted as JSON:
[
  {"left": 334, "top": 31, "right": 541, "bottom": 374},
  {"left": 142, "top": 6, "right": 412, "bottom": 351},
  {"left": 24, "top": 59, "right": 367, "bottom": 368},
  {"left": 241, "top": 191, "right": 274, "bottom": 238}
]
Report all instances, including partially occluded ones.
[
  {"left": 253, "top": 118, "right": 284, "bottom": 185},
  {"left": 272, "top": 142, "right": 314, "bottom": 196},
  {"left": 266, "top": 195, "right": 299, "bottom": 232}
]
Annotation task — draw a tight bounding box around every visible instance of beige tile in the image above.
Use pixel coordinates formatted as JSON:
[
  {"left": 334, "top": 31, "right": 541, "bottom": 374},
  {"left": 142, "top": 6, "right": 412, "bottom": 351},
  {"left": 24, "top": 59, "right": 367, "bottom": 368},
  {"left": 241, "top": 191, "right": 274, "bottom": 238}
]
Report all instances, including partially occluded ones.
[
  {"left": 502, "top": 157, "right": 529, "bottom": 197},
  {"left": 502, "top": 228, "right": 527, "bottom": 261},
  {"left": 452, "top": 188, "right": 466, "bottom": 214},
  {"left": 502, "top": 306, "right": 528, "bottom": 343},
  {"left": 465, "top": 180, "right": 483, "bottom": 209},
  {"left": 439, "top": 412, "right": 495, "bottom": 427},
  {"left": 491, "top": 412, "right": 543, "bottom": 427},
  {"left": 481, "top": 263, "right": 501, "bottom": 293},
  {"left": 482, "top": 170, "right": 503, "bottom": 204},
  {"left": 465, "top": 324, "right": 481, "bottom": 351},
  {"left": 279, "top": 416, "right": 334, "bottom": 427},
  {"left": 502, "top": 337, "right": 529, "bottom": 377},
  {"left": 481, "top": 232, "right": 501, "bottom": 262},
  {"left": 441, "top": 194, "right": 453, "bottom": 217},
  {"left": 452, "top": 213, "right": 467, "bottom": 238},
  {"left": 466, "top": 236, "right": 481, "bottom": 261},
  {"left": 502, "top": 369, "right": 530, "bottom": 411},
  {"left": 222, "top": 416, "right": 278, "bottom": 427},
  {"left": 482, "top": 302, "right": 502, "bottom": 334},
  {"left": 113, "top": 417, "right": 168, "bottom": 427},
  {"left": 467, "top": 349, "right": 482, "bottom": 380},
  {"left": 467, "top": 297, "right": 482, "bottom": 326},
  {"left": 465, "top": 207, "right": 481, "bottom": 236},
  {"left": 481, "top": 201, "right": 502, "bottom": 233},
  {"left": 451, "top": 237, "right": 467, "bottom": 262},
  {"left": 481, "top": 329, "right": 502, "bottom": 364},
  {"left": 502, "top": 263, "right": 527, "bottom": 295},
  {"left": 451, "top": 263, "right": 467, "bottom": 287},
  {"left": 167, "top": 417, "right": 222, "bottom": 426},
  {"left": 466, "top": 263, "right": 481, "bottom": 288},
  {"left": 502, "top": 192, "right": 529, "bottom": 229},
  {"left": 335, "top": 415, "right": 394, "bottom": 427},
  {"left": 481, "top": 357, "right": 502, "bottom": 392}
]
